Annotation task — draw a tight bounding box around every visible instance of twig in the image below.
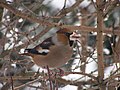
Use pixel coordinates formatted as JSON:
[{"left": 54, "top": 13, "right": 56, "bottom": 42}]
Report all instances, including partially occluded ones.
[
  {"left": 47, "top": 65, "right": 52, "bottom": 90},
  {"left": 14, "top": 77, "right": 41, "bottom": 90},
  {"left": 10, "top": 76, "right": 14, "bottom": 90}
]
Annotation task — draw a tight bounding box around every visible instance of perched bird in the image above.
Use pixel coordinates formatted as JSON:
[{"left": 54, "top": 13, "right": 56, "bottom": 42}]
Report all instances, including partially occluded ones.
[{"left": 22, "top": 28, "right": 77, "bottom": 68}]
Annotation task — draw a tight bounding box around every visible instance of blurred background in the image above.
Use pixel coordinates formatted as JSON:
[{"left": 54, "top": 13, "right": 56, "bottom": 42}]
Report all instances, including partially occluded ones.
[{"left": 0, "top": 0, "right": 120, "bottom": 90}]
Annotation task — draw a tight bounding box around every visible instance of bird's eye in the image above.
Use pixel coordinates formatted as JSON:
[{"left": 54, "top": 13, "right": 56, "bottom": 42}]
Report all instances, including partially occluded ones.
[{"left": 64, "top": 32, "right": 73, "bottom": 37}]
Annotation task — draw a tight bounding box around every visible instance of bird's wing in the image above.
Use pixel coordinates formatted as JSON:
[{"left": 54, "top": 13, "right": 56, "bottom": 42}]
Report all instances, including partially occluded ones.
[
  {"left": 25, "top": 49, "right": 48, "bottom": 55},
  {"left": 24, "top": 37, "right": 55, "bottom": 56},
  {"left": 35, "top": 37, "right": 55, "bottom": 50}
]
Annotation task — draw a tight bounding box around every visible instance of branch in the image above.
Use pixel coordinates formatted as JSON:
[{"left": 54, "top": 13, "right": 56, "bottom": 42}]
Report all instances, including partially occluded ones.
[
  {"left": 0, "top": 1, "right": 120, "bottom": 35},
  {"left": 96, "top": 0, "right": 105, "bottom": 89},
  {"left": 96, "top": 0, "right": 104, "bottom": 79},
  {"left": 55, "top": 77, "right": 97, "bottom": 86},
  {"left": 65, "top": 71, "right": 97, "bottom": 80},
  {"left": 58, "top": 0, "right": 83, "bottom": 17}
]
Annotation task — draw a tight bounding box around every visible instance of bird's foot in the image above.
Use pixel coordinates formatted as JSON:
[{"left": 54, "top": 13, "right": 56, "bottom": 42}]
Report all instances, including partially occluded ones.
[
  {"left": 52, "top": 68, "right": 64, "bottom": 77},
  {"left": 44, "top": 66, "right": 65, "bottom": 77}
]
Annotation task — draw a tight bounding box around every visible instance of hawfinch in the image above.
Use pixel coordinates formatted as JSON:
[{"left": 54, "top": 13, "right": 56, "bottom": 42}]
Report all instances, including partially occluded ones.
[{"left": 22, "top": 28, "right": 76, "bottom": 68}]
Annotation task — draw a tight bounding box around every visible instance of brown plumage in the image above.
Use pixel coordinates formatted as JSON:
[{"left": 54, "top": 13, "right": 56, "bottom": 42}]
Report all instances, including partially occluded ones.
[{"left": 22, "top": 28, "right": 75, "bottom": 68}]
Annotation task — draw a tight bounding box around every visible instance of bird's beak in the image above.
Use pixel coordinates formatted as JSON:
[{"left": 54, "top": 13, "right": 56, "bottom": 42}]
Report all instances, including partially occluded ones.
[{"left": 70, "top": 32, "right": 81, "bottom": 41}]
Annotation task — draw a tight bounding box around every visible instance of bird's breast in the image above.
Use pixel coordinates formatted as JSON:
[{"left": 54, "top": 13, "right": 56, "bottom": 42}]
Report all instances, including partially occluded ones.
[{"left": 33, "top": 45, "right": 73, "bottom": 68}]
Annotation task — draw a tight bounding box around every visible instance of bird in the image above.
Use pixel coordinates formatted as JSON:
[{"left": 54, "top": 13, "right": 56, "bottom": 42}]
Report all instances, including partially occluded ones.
[{"left": 21, "top": 28, "right": 77, "bottom": 68}]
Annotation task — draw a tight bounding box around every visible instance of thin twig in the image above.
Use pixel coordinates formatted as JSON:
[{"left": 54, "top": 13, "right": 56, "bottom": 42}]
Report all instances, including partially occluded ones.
[{"left": 47, "top": 65, "right": 52, "bottom": 90}]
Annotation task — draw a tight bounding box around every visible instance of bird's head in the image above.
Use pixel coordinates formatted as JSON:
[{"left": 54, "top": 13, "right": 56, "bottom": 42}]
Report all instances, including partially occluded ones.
[{"left": 56, "top": 28, "right": 80, "bottom": 46}]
